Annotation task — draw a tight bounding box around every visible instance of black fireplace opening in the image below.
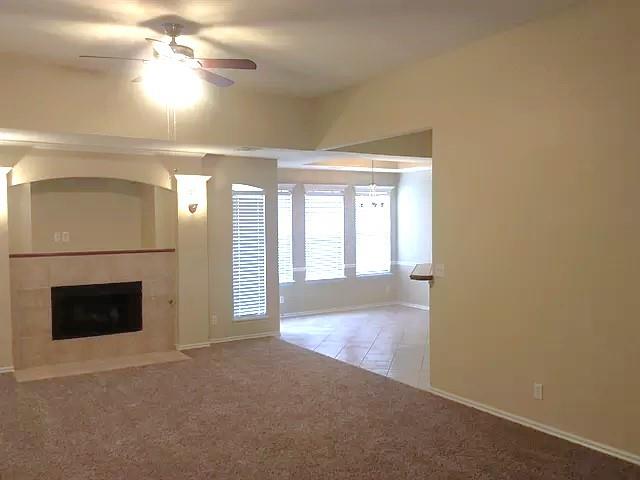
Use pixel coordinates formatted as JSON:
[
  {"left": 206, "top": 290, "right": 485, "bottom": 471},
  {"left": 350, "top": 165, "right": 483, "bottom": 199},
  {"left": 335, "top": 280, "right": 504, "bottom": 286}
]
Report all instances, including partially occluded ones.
[{"left": 51, "top": 282, "right": 142, "bottom": 340}]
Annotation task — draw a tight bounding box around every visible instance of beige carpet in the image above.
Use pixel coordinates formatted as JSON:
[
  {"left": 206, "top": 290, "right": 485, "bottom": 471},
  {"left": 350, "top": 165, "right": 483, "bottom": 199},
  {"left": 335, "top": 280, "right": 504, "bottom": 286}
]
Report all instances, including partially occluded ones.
[{"left": 1, "top": 338, "right": 637, "bottom": 479}]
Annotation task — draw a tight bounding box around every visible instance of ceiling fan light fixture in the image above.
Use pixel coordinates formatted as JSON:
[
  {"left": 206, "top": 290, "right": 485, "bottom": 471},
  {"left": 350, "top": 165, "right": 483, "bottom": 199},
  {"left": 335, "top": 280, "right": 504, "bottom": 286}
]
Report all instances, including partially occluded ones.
[{"left": 141, "top": 60, "right": 203, "bottom": 108}]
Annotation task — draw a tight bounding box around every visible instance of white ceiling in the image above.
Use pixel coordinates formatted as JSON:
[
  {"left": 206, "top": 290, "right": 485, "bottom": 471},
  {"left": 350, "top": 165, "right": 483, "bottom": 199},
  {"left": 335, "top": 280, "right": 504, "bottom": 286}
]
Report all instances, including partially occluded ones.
[{"left": 0, "top": 0, "right": 581, "bottom": 96}]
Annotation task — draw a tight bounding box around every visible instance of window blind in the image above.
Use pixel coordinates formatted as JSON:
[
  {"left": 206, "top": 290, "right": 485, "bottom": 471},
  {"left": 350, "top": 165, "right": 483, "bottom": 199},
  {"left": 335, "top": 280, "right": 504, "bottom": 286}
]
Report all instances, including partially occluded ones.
[
  {"left": 355, "top": 186, "right": 392, "bottom": 275},
  {"left": 278, "top": 186, "right": 294, "bottom": 283},
  {"left": 305, "top": 185, "right": 345, "bottom": 281},
  {"left": 232, "top": 184, "right": 266, "bottom": 319}
]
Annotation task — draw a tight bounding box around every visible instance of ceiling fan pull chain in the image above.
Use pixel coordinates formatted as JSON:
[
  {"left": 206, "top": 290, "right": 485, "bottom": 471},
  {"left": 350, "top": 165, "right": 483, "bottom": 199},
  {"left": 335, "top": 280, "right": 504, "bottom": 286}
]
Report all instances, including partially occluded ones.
[{"left": 166, "top": 104, "right": 177, "bottom": 142}]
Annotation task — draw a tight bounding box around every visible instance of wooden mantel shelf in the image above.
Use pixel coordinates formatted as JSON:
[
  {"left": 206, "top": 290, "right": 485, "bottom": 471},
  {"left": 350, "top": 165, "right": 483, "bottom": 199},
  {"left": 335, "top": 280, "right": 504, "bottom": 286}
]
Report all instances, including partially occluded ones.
[{"left": 9, "top": 248, "right": 176, "bottom": 259}]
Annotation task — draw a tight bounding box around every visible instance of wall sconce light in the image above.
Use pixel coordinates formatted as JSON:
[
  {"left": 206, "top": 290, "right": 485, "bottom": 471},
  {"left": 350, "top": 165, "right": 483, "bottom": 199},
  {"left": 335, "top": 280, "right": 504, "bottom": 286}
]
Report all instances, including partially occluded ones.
[
  {"left": 186, "top": 186, "right": 201, "bottom": 214},
  {"left": 175, "top": 174, "right": 211, "bottom": 216}
]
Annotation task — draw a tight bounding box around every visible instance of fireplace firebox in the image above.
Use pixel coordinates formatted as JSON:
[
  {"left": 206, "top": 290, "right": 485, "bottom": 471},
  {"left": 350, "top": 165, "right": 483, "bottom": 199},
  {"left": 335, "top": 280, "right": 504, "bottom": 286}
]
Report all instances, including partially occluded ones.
[{"left": 51, "top": 282, "right": 142, "bottom": 340}]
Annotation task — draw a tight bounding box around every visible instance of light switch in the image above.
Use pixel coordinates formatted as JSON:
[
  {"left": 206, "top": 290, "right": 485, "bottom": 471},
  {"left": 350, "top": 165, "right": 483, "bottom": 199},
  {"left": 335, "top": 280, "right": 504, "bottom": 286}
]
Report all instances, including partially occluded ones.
[
  {"left": 533, "top": 383, "right": 543, "bottom": 400},
  {"left": 62, "top": 232, "right": 70, "bottom": 243},
  {"left": 435, "top": 264, "right": 445, "bottom": 278},
  {"left": 53, "top": 232, "right": 61, "bottom": 243}
]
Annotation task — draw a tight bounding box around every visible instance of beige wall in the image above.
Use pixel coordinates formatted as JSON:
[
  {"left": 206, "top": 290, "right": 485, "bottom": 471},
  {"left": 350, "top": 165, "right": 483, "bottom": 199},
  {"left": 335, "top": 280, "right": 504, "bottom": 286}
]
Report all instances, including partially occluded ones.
[
  {"left": 311, "top": 0, "right": 640, "bottom": 456},
  {"left": 153, "top": 187, "right": 178, "bottom": 249},
  {"left": 7, "top": 184, "right": 32, "bottom": 254},
  {"left": 175, "top": 175, "right": 211, "bottom": 348},
  {"left": 396, "top": 170, "right": 432, "bottom": 307},
  {"left": 208, "top": 156, "right": 280, "bottom": 339},
  {"left": 277, "top": 169, "right": 399, "bottom": 315},
  {"left": 0, "top": 54, "right": 313, "bottom": 150},
  {"left": 8, "top": 178, "right": 176, "bottom": 253},
  {"left": 30, "top": 178, "right": 144, "bottom": 252}
]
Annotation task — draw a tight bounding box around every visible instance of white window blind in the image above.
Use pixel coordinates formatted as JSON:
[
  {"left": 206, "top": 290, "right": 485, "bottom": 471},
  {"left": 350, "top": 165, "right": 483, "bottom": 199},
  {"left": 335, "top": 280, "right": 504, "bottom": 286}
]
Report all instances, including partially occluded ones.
[
  {"left": 278, "top": 185, "right": 294, "bottom": 283},
  {"left": 305, "top": 185, "right": 345, "bottom": 281},
  {"left": 232, "top": 184, "right": 266, "bottom": 320},
  {"left": 355, "top": 186, "right": 392, "bottom": 275}
]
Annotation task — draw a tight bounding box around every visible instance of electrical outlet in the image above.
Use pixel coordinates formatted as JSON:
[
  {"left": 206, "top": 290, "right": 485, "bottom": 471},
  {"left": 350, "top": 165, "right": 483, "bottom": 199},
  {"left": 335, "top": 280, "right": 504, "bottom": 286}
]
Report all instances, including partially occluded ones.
[
  {"left": 279, "top": 296, "right": 285, "bottom": 304},
  {"left": 210, "top": 314, "right": 217, "bottom": 326},
  {"left": 53, "top": 232, "right": 61, "bottom": 242},
  {"left": 62, "top": 232, "right": 70, "bottom": 243},
  {"left": 533, "top": 383, "right": 543, "bottom": 400}
]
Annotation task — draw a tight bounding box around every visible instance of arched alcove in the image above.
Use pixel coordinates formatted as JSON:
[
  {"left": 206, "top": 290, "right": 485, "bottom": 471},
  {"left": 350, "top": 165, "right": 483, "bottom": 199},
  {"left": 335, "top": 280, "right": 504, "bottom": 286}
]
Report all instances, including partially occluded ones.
[{"left": 8, "top": 177, "right": 176, "bottom": 254}]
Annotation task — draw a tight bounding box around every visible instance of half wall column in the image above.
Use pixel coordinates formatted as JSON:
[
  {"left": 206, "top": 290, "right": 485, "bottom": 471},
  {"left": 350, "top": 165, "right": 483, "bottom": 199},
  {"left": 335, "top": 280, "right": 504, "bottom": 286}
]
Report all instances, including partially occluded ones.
[
  {"left": 175, "top": 175, "right": 211, "bottom": 349},
  {"left": 0, "top": 168, "right": 13, "bottom": 370}
]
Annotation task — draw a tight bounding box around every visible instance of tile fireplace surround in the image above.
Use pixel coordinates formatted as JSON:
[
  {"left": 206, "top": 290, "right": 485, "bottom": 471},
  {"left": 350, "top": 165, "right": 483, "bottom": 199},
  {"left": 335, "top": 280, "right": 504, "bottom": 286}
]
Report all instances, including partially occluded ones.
[{"left": 9, "top": 249, "right": 176, "bottom": 370}]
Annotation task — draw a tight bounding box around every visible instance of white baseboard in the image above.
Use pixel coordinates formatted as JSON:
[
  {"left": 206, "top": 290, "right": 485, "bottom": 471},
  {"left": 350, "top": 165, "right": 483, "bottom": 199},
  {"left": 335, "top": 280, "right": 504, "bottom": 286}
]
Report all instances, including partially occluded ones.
[
  {"left": 0, "top": 365, "right": 15, "bottom": 374},
  {"left": 280, "top": 302, "right": 398, "bottom": 318},
  {"left": 396, "top": 302, "right": 429, "bottom": 311},
  {"left": 209, "top": 331, "right": 279, "bottom": 344},
  {"left": 178, "top": 332, "right": 279, "bottom": 350},
  {"left": 176, "top": 341, "right": 212, "bottom": 351},
  {"left": 281, "top": 301, "right": 428, "bottom": 318},
  {"left": 426, "top": 386, "right": 640, "bottom": 467}
]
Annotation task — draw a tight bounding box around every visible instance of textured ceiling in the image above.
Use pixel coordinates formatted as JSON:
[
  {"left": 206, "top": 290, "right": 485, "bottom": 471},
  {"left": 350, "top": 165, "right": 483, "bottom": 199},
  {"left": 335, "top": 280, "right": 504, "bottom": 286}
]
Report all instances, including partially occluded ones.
[{"left": 0, "top": 0, "right": 581, "bottom": 96}]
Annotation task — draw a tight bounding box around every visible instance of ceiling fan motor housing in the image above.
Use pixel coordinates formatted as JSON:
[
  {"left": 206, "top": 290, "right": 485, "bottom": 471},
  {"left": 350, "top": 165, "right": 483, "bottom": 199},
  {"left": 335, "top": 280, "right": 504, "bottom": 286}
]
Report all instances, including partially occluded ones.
[{"left": 162, "top": 23, "right": 194, "bottom": 58}]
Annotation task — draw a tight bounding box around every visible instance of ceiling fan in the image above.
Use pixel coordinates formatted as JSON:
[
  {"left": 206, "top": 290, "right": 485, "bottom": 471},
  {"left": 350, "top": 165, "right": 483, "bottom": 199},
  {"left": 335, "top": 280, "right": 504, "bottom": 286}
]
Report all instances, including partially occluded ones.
[{"left": 79, "top": 23, "right": 257, "bottom": 87}]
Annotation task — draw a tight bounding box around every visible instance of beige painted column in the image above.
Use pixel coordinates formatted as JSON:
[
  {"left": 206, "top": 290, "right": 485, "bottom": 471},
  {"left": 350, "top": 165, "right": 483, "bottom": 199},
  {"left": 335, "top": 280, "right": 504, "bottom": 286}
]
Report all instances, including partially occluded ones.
[
  {"left": 175, "top": 175, "right": 211, "bottom": 349},
  {"left": 0, "top": 168, "right": 13, "bottom": 370},
  {"left": 7, "top": 183, "right": 32, "bottom": 253}
]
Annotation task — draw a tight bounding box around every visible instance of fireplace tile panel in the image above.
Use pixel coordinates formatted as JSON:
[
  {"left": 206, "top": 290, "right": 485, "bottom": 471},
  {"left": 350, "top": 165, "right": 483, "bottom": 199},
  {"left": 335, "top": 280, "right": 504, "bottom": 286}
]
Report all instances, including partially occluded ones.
[
  {"left": 10, "top": 251, "right": 176, "bottom": 369},
  {"left": 49, "top": 255, "right": 112, "bottom": 287},
  {"left": 145, "top": 277, "right": 176, "bottom": 297},
  {"left": 16, "top": 307, "right": 51, "bottom": 338},
  {"left": 15, "top": 288, "right": 50, "bottom": 310},
  {"left": 9, "top": 258, "right": 50, "bottom": 290}
]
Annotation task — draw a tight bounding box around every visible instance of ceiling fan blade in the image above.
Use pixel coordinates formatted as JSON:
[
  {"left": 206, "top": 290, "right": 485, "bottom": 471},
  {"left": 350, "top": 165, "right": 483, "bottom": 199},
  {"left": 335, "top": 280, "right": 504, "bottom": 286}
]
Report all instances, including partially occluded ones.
[
  {"left": 195, "top": 69, "right": 234, "bottom": 87},
  {"left": 145, "top": 38, "right": 175, "bottom": 58},
  {"left": 79, "top": 55, "right": 146, "bottom": 62},
  {"left": 197, "top": 59, "right": 257, "bottom": 70}
]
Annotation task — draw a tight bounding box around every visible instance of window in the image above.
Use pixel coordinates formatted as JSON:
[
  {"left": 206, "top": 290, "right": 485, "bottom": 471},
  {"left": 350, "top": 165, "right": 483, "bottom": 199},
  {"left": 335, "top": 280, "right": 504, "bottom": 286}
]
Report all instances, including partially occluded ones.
[
  {"left": 355, "top": 186, "right": 392, "bottom": 275},
  {"left": 278, "top": 185, "right": 294, "bottom": 283},
  {"left": 305, "top": 185, "right": 345, "bottom": 281},
  {"left": 232, "top": 184, "right": 266, "bottom": 319}
]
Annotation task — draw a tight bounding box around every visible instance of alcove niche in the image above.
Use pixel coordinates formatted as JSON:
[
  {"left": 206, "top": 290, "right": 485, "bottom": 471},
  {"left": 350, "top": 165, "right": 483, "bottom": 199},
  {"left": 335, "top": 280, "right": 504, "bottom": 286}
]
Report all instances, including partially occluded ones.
[{"left": 8, "top": 177, "right": 177, "bottom": 254}]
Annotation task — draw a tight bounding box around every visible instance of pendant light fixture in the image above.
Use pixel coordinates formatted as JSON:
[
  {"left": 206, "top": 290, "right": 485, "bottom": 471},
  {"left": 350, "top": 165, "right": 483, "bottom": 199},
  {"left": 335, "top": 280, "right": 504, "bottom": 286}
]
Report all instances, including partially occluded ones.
[
  {"left": 369, "top": 159, "right": 377, "bottom": 197},
  {"left": 363, "top": 159, "right": 384, "bottom": 208}
]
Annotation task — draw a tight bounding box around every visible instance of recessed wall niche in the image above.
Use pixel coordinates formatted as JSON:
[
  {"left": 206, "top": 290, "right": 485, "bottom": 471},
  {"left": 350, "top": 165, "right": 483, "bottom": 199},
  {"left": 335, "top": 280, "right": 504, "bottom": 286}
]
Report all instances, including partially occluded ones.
[{"left": 7, "top": 178, "right": 177, "bottom": 253}]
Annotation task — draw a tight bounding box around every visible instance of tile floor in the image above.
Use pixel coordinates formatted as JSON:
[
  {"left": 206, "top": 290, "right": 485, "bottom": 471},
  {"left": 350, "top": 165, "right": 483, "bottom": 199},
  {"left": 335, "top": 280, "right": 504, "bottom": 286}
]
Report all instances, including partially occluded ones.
[{"left": 280, "top": 305, "right": 429, "bottom": 390}]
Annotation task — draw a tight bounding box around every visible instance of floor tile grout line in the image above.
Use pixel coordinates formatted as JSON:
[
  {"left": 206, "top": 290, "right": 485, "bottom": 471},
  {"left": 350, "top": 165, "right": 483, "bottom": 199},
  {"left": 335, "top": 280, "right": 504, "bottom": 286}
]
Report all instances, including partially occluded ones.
[
  {"left": 358, "top": 327, "right": 384, "bottom": 369},
  {"left": 334, "top": 343, "right": 347, "bottom": 359},
  {"left": 312, "top": 333, "right": 333, "bottom": 351}
]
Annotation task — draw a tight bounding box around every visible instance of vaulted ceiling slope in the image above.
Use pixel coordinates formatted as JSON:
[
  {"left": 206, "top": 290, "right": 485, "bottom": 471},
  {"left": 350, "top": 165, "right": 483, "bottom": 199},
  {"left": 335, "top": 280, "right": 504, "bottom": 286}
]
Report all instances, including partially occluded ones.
[{"left": 0, "top": 0, "right": 582, "bottom": 96}]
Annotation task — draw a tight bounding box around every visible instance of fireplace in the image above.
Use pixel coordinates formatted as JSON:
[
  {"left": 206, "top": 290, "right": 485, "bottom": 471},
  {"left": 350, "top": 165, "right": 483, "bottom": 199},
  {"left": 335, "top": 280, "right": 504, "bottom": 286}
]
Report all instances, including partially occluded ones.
[{"left": 51, "top": 282, "right": 143, "bottom": 340}]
